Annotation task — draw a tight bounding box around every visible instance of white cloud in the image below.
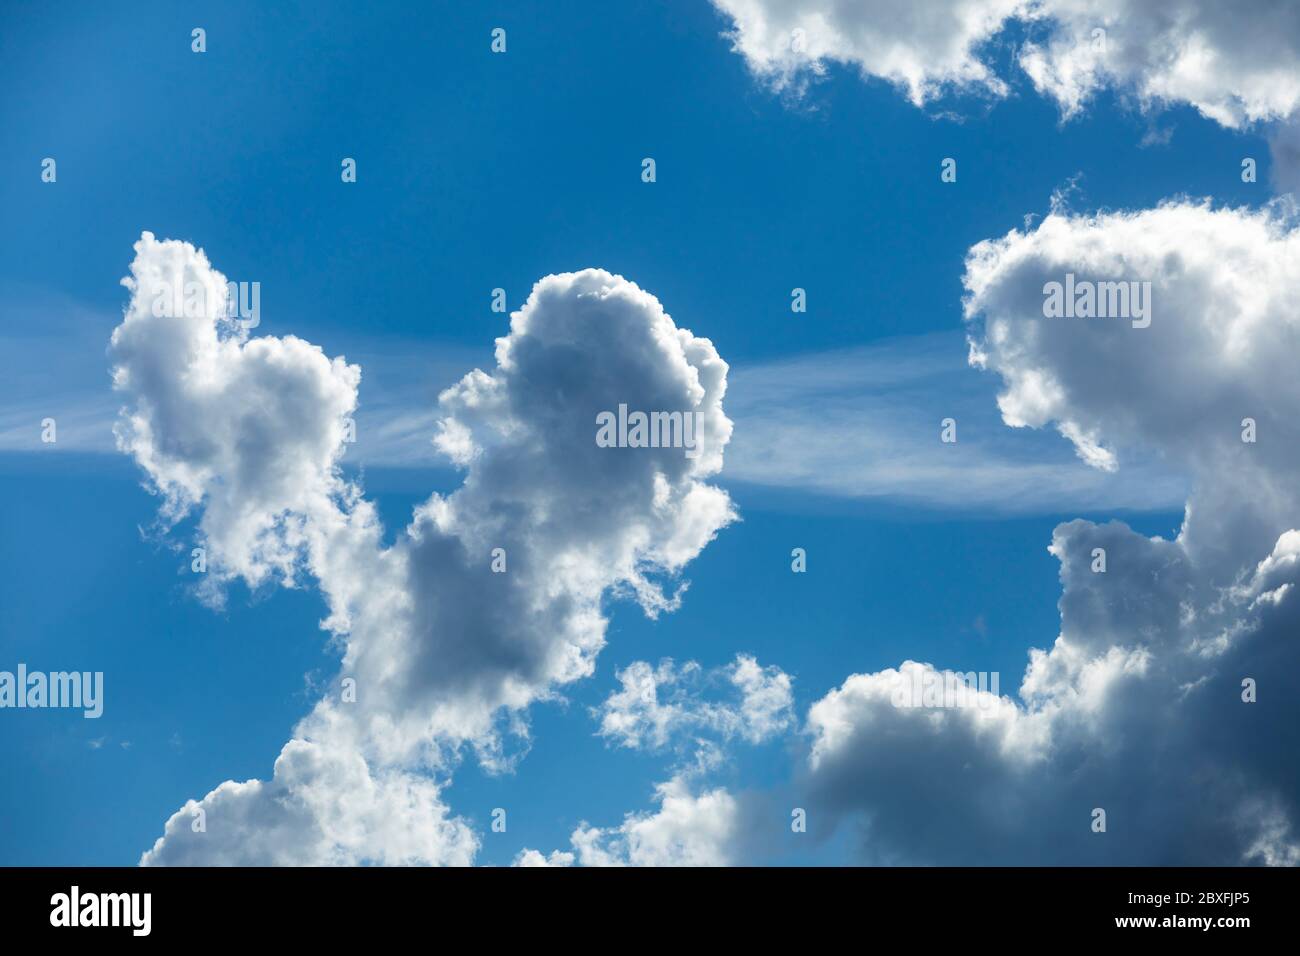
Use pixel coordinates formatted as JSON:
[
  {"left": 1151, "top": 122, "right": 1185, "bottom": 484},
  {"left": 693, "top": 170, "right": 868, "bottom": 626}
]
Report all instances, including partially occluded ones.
[
  {"left": 713, "top": 0, "right": 1300, "bottom": 132},
  {"left": 114, "top": 234, "right": 737, "bottom": 864},
  {"left": 526, "top": 776, "right": 741, "bottom": 867},
  {"left": 807, "top": 661, "right": 1047, "bottom": 772},
  {"left": 793, "top": 198, "right": 1300, "bottom": 864},
  {"left": 141, "top": 740, "right": 477, "bottom": 866},
  {"left": 512, "top": 848, "right": 575, "bottom": 867},
  {"left": 510, "top": 654, "right": 793, "bottom": 869},
  {"left": 729, "top": 654, "right": 796, "bottom": 743},
  {"left": 1018, "top": 0, "right": 1300, "bottom": 128},
  {"left": 710, "top": 0, "right": 1029, "bottom": 105},
  {"left": 594, "top": 653, "right": 794, "bottom": 753},
  {"left": 964, "top": 198, "right": 1300, "bottom": 567},
  {"left": 724, "top": 333, "right": 1188, "bottom": 512},
  {"left": 111, "top": 232, "right": 361, "bottom": 597},
  {"left": 533, "top": 655, "right": 793, "bottom": 867},
  {"left": 595, "top": 659, "right": 705, "bottom": 751}
]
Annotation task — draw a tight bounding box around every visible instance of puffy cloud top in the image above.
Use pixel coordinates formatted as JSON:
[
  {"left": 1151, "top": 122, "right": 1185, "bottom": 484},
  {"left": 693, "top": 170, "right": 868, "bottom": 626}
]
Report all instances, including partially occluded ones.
[
  {"left": 794, "top": 199, "right": 1300, "bottom": 865},
  {"left": 713, "top": 0, "right": 1300, "bottom": 128},
  {"left": 964, "top": 199, "right": 1300, "bottom": 568},
  {"left": 116, "top": 236, "right": 737, "bottom": 864}
]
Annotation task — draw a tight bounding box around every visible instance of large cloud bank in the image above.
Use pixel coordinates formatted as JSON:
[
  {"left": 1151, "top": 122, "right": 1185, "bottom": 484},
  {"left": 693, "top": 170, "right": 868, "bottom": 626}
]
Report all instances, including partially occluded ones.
[
  {"left": 796, "top": 199, "right": 1300, "bottom": 864},
  {"left": 705, "top": 1, "right": 1300, "bottom": 865},
  {"left": 112, "top": 233, "right": 735, "bottom": 864}
]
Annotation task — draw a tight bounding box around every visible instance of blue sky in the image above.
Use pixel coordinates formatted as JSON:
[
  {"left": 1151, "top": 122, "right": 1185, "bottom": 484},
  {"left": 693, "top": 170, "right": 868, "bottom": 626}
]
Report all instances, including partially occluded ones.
[{"left": 2, "top": 1, "right": 1298, "bottom": 866}]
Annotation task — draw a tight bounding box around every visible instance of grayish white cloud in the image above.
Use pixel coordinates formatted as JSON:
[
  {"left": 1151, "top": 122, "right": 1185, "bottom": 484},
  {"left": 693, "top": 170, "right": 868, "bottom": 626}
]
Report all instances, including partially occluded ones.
[
  {"left": 594, "top": 653, "right": 794, "bottom": 752},
  {"left": 517, "top": 775, "right": 743, "bottom": 867},
  {"left": 965, "top": 198, "right": 1300, "bottom": 568},
  {"left": 1017, "top": 0, "right": 1300, "bottom": 128},
  {"left": 1270, "top": 119, "right": 1300, "bottom": 196},
  {"left": 711, "top": 0, "right": 1027, "bottom": 105},
  {"left": 514, "top": 653, "right": 793, "bottom": 867},
  {"left": 794, "top": 198, "right": 1300, "bottom": 864},
  {"left": 713, "top": 0, "right": 1300, "bottom": 132},
  {"left": 113, "top": 234, "right": 737, "bottom": 865}
]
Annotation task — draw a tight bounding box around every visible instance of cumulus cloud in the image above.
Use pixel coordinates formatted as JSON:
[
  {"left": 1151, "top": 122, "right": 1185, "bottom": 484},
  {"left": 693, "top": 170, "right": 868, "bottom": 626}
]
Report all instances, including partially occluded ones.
[
  {"left": 804, "top": 526, "right": 1300, "bottom": 863},
  {"left": 730, "top": 654, "right": 797, "bottom": 743},
  {"left": 511, "top": 654, "right": 793, "bottom": 867},
  {"left": 111, "top": 232, "right": 361, "bottom": 599},
  {"left": 711, "top": 0, "right": 1028, "bottom": 104},
  {"left": 794, "top": 199, "right": 1300, "bottom": 864},
  {"left": 1017, "top": 0, "right": 1300, "bottom": 128},
  {"left": 113, "top": 190, "right": 1300, "bottom": 868},
  {"left": 594, "top": 654, "right": 794, "bottom": 753},
  {"left": 512, "top": 848, "right": 575, "bottom": 867},
  {"left": 595, "top": 659, "right": 708, "bottom": 751},
  {"left": 964, "top": 198, "right": 1300, "bottom": 568},
  {"left": 518, "top": 776, "right": 742, "bottom": 867},
  {"left": 141, "top": 740, "right": 478, "bottom": 866},
  {"left": 712, "top": 0, "right": 1300, "bottom": 132},
  {"left": 501, "top": 650, "right": 785, "bottom": 868},
  {"left": 114, "top": 234, "right": 737, "bottom": 864}
]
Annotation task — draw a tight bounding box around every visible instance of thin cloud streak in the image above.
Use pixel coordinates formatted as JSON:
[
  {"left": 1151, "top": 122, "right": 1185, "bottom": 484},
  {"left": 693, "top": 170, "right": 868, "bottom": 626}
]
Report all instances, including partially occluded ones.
[
  {"left": 0, "top": 295, "right": 1185, "bottom": 515},
  {"left": 723, "top": 332, "right": 1188, "bottom": 513}
]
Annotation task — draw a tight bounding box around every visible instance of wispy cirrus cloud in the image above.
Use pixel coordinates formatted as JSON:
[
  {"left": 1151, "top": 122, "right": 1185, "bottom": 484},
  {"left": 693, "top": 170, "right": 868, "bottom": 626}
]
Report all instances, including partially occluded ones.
[
  {"left": 0, "top": 287, "right": 118, "bottom": 454},
  {"left": 723, "top": 332, "right": 1187, "bottom": 513},
  {"left": 3, "top": 285, "right": 1187, "bottom": 517}
]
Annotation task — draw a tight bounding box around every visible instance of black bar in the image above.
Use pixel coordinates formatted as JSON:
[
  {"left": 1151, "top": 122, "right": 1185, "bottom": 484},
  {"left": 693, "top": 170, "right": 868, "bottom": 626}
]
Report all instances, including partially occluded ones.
[{"left": 0, "top": 866, "right": 1287, "bottom": 941}]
